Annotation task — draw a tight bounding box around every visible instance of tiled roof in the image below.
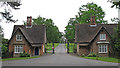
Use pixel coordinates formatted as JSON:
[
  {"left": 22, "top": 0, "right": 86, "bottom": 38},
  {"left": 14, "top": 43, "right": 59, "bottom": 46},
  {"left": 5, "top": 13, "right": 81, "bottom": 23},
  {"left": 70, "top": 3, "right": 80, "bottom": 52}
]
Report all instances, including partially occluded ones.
[{"left": 75, "top": 24, "right": 118, "bottom": 43}]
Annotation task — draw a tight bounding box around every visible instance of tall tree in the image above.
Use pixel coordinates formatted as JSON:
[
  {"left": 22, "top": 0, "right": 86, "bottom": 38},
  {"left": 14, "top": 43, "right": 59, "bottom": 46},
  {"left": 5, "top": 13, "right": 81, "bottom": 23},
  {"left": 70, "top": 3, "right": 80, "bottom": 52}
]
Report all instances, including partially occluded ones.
[
  {"left": 111, "top": 21, "right": 120, "bottom": 58},
  {"left": 65, "top": 2, "right": 107, "bottom": 42},
  {"left": 0, "top": 26, "right": 3, "bottom": 46},
  {"left": 108, "top": 0, "right": 120, "bottom": 21},
  {"left": 108, "top": 0, "right": 120, "bottom": 9},
  {"left": 65, "top": 18, "right": 79, "bottom": 42},
  {"left": 27, "top": 16, "right": 62, "bottom": 43},
  {"left": 76, "top": 2, "right": 107, "bottom": 24}
]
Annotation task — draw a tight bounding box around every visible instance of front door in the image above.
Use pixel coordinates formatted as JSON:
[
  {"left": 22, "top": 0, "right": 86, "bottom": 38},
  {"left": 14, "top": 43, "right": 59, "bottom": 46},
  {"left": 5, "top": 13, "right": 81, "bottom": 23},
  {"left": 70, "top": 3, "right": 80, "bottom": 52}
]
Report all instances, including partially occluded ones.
[{"left": 35, "top": 47, "right": 39, "bottom": 55}]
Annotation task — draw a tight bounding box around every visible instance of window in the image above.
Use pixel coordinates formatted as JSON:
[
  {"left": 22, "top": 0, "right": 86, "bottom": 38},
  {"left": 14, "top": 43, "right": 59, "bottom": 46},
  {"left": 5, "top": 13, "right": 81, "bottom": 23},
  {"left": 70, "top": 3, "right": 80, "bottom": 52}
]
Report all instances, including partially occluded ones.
[
  {"left": 100, "top": 34, "right": 106, "bottom": 40},
  {"left": 14, "top": 45, "right": 23, "bottom": 53},
  {"left": 98, "top": 45, "right": 107, "bottom": 53},
  {"left": 16, "top": 35, "right": 22, "bottom": 41}
]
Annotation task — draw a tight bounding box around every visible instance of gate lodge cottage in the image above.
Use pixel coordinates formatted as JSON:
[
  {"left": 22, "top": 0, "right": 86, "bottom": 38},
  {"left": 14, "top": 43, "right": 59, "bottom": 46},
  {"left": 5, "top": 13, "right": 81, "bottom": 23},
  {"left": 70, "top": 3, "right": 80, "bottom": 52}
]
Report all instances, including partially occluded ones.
[
  {"left": 75, "top": 16, "right": 117, "bottom": 57},
  {"left": 8, "top": 16, "right": 46, "bottom": 57}
]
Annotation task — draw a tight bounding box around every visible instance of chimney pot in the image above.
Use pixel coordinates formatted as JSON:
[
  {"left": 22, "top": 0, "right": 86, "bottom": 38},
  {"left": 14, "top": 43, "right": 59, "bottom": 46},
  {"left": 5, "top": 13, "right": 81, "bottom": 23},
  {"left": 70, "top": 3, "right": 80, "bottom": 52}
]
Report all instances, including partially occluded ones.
[
  {"left": 90, "top": 16, "right": 97, "bottom": 27},
  {"left": 27, "top": 16, "right": 32, "bottom": 26}
]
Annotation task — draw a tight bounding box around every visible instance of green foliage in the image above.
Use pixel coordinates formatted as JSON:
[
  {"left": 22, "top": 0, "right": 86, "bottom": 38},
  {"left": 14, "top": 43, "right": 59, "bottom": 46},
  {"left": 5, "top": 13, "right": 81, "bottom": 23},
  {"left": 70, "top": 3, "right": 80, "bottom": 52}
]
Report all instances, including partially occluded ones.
[
  {"left": 82, "top": 57, "right": 120, "bottom": 63},
  {"left": 76, "top": 2, "right": 107, "bottom": 24},
  {"left": 45, "top": 43, "right": 59, "bottom": 51},
  {"left": 65, "top": 19, "right": 79, "bottom": 42},
  {"left": 20, "top": 51, "right": 30, "bottom": 57},
  {"left": 87, "top": 53, "right": 99, "bottom": 57},
  {"left": 25, "top": 16, "right": 62, "bottom": 43},
  {"left": 2, "top": 56, "right": 40, "bottom": 61},
  {"left": 81, "top": 54, "right": 85, "bottom": 57},
  {"left": 111, "top": 21, "right": 120, "bottom": 52},
  {"left": 65, "top": 43, "right": 77, "bottom": 53},
  {"left": 65, "top": 2, "right": 107, "bottom": 42},
  {"left": 2, "top": 45, "right": 7, "bottom": 53},
  {"left": 108, "top": 0, "right": 120, "bottom": 9},
  {"left": 2, "top": 38, "right": 8, "bottom": 53}
]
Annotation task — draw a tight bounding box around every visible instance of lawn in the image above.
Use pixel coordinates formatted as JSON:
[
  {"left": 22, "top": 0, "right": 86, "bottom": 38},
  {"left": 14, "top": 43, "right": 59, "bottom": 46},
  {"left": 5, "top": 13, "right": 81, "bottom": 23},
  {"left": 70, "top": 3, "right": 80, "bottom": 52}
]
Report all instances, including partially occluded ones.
[
  {"left": 45, "top": 43, "right": 59, "bottom": 51},
  {"left": 1, "top": 56, "right": 40, "bottom": 61},
  {"left": 65, "top": 43, "right": 77, "bottom": 53},
  {"left": 81, "top": 57, "right": 120, "bottom": 63}
]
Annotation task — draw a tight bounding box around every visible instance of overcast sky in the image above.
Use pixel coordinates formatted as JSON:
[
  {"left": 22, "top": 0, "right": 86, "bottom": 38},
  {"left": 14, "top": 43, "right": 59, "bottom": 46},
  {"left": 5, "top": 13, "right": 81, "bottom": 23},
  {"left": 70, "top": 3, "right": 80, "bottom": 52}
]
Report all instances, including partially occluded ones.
[{"left": 0, "top": 0, "right": 118, "bottom": 39}]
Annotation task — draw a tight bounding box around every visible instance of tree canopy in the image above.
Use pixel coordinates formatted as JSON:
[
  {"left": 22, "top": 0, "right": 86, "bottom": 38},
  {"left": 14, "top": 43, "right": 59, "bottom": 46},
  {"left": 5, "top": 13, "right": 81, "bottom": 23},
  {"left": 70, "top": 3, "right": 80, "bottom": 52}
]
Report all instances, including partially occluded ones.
[
  {"left": 65, "top": 2, "right": 107, "bottom": 42},
  {"left": 108, "top": 0, "right": 120, "bottom": 9},
  {"left": 111, "top": 21, "right": 120, "bottom": 52},
  {"left": 0, "top": 2, "right": 21, "bottom": 23}
]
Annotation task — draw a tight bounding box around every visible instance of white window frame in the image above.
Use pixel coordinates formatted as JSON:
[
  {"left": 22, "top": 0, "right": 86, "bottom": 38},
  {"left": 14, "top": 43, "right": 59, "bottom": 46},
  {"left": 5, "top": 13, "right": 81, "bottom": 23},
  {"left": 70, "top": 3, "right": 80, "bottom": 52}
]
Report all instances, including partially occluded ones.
[
  {"left": 16, "top": 35, "right": 22, "bottom": 41},
  {"left": 14, "top": 45, "right": 23, "bottom": 53},
  {"left": 98, "top": 45, "right": 107, "bottom": 53},
  {"left": 100, "top": 34, "right": 106, "bottom": 40}
]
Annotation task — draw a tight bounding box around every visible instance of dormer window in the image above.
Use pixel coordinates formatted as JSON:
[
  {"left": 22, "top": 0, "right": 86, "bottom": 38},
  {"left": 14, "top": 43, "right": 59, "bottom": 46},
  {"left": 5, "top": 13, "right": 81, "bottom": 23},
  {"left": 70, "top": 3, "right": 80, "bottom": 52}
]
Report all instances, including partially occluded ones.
[
  {"left": 100, "top": 34, "right": 106, "bottom": 40},
  {"left": 16, "top": 35, "right": 22, "bottom": 41}
]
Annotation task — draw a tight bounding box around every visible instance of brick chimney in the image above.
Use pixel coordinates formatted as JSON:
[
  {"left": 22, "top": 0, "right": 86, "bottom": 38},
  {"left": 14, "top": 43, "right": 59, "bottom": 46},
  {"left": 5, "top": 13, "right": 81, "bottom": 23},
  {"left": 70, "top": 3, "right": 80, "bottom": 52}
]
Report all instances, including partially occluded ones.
[
  {"left": 27, "top": 16, "right": 32, "bottom": 26},
  {"left": 90, "top": 16, "right": 97, "bottom": 27}
]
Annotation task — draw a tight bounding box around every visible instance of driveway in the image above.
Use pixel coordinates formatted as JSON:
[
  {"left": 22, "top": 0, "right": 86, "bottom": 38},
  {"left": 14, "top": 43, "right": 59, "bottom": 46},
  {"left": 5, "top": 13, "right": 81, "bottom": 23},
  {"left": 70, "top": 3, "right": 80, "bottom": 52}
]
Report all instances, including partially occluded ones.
[{"left": 2, "top": 44, "right": 119, "bottom": 66}]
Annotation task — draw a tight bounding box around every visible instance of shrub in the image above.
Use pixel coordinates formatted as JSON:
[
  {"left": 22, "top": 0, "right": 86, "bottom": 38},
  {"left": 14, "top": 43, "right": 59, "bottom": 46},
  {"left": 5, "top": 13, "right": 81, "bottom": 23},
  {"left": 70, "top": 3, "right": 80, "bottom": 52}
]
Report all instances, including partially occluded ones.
[
  {"left": 81, "top": 54, "right": 85, "bottom": 57},
  {"left": 73, "top": 48, "right": 77, "bottom": 53},
  {"left": 20, "top": 51, "right": 30, "bottom": 57},
  {"left": 88, "top": 53, "right": 99, "bottom": 57}
]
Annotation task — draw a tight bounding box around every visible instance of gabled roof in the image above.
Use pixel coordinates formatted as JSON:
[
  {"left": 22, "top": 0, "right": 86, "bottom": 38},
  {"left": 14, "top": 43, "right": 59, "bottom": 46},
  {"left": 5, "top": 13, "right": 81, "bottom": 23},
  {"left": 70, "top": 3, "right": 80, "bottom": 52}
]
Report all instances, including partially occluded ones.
[
  {"left": 75, "top": 24, "right": 117, "bottom": 43},
  {"left": 8, "top": 25, "right": 46, "bottom": 45}
]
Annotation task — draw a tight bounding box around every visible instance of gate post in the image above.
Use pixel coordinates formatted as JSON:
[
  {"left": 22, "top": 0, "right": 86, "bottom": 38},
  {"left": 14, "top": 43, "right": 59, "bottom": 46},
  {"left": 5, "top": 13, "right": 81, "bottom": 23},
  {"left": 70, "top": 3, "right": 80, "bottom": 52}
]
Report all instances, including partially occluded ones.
[
  {"left": 52, "top": 42, "right": 54, "bottom": 54},
  {"left": 67, "top": 42, "right": 69, "bottom": 54}
]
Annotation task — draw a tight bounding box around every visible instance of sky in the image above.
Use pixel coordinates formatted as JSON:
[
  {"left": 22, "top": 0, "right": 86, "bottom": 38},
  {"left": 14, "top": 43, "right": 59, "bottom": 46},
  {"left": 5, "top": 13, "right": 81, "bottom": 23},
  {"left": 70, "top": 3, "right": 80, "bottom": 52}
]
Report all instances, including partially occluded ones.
[{"left": 0, "top": 0, "right": 119, "bottom": 39}]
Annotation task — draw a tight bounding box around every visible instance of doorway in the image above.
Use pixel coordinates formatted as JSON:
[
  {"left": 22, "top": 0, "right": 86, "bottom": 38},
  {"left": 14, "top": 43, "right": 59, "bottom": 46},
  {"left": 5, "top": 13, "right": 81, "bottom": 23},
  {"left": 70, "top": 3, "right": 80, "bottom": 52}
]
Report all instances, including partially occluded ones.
[{"left": 35, "top": 47, "right": 39, "bottom": 55}]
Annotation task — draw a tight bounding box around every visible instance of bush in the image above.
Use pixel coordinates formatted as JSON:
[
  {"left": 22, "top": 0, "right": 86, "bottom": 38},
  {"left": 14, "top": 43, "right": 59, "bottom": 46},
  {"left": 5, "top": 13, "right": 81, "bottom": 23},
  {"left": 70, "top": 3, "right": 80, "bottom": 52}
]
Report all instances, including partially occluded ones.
[
  {"left": 81, "top": 54, "right": 85, "bottom": 57},
  {"left": 73, "top": 48, "right": 77, "bottom": 53},
  {"left": 20, "top": 51, "right": 30, "bottom": 57},
  {"left": 87, "top": 53, "right": 98, "bottom": 57}
]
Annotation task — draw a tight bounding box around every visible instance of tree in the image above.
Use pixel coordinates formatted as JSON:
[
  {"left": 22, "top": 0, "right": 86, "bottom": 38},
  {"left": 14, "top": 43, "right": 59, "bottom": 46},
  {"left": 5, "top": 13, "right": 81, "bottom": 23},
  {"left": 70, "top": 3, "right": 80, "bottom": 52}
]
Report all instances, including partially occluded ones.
[
  {"left": 0, "top": 1, "right": 21, "bottom": 23},
  {"left": 108, "top": 1, "right": 120, "bottom": 56},
  {"left": 0, "top": 25, "right": 3, "bottom": 36},
  {"left": 108, "top": 0, "right": 120, "bottom": 22},
  {"left": 110, "top": 21, "right": 120, "bottom": 58},
  {"left": 25, "top": 16, "right": 62, "bottom": 43},
  {"left": 65, "top": 2, "right": 107, "bottom": 42},
  {"left": 2, "top": 38, "right": 8, "bottom": 53},
  {"left": 108, "top": 0, "right": 120, "bottom": 9},
  {"left": 76, "top": 2, "right": 107, "bottom": 24},
  {"left": 65, "top": 18, "right": 79, "bottom": 42},
  {"left": 0, "top": 26, "right": 3, "bottom": 46}
]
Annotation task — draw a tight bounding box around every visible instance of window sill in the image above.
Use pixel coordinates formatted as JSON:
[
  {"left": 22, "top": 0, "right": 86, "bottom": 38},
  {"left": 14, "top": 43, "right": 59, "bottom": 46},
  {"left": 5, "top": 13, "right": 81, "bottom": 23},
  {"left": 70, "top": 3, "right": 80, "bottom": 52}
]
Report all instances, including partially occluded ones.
[
  {"left": 16, "top": 40, "right": 22, "bottom": 42},
  {"left": 100, "top": 39, "right": 106, "bottom": 41},
  {"left": 14, "top": 52, "right": 23, "bottom": 53},
  {"left": 99, "top": 52, "right": 108, "bottom": 54}
]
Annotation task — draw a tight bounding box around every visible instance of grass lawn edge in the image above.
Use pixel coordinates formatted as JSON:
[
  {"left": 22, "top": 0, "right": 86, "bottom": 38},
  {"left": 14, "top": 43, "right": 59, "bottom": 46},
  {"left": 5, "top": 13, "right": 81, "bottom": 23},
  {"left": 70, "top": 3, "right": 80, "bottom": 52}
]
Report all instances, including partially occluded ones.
[
  {"left": 1, "top": 56, "right": 40, "bottom": 61},
  {"left": 80, "top": 56, "right": 120, "bottom": 63}
]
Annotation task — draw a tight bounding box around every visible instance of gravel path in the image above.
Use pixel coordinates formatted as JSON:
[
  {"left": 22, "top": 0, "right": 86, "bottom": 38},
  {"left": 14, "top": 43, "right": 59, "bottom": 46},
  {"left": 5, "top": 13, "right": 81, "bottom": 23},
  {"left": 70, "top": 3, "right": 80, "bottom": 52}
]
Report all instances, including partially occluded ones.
[{"left": 2, "top": 44, "right": 119, "bottom": 66}]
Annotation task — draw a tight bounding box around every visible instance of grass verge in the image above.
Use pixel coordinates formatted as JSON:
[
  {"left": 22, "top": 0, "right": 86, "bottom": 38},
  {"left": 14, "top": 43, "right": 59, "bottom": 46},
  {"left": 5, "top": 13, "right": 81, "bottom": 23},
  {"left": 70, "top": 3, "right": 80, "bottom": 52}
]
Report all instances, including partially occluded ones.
[
  {"left": 1, "top": 56, "right": 40, "bottom": 61},
  {"left": 81, "top": 56, "right": 120, "bottom": 63},
  {"left": 65, "top": 43, "right": 77, "bottom": 53}
]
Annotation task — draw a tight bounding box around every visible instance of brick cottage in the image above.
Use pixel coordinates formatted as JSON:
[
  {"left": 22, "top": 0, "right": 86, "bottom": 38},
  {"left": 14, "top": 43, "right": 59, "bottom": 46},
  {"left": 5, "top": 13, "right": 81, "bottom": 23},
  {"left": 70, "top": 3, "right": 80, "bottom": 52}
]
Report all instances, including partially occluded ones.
[
  {"left": 75, "top": 16, "right": 117, "bottom": 57},
  {"left": 8, "top": 16, "right": 46, "bottom": 57}
]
